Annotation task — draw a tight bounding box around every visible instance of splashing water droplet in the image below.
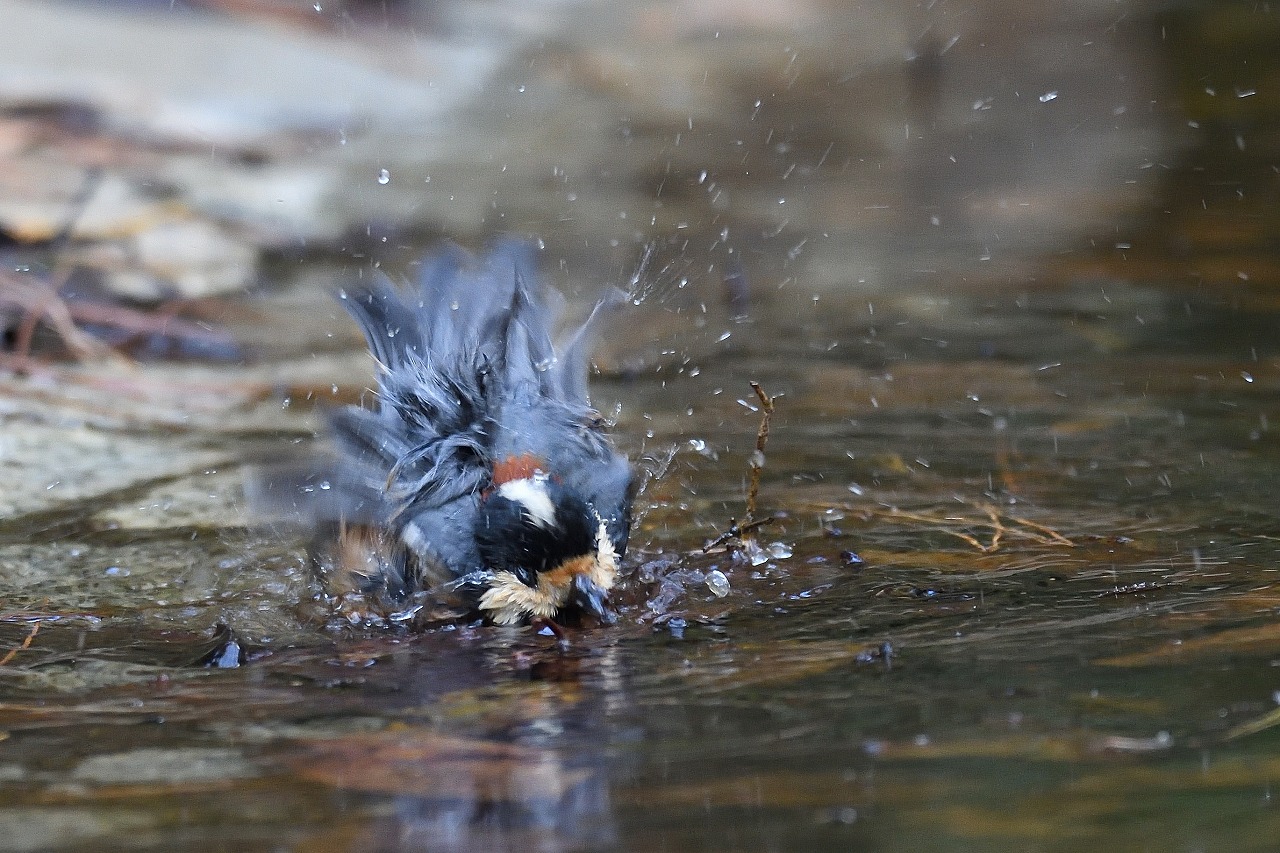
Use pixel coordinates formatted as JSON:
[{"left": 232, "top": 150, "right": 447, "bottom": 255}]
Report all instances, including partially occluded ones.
[
  {"left": 706, "top": 569, "right": 730, "bottom": 597},
  {"left": 768, "top": 542, "right": 793, "bottom": 560},
  {"left": 377, "top": 169, "right": 391, "bottom": 185}
]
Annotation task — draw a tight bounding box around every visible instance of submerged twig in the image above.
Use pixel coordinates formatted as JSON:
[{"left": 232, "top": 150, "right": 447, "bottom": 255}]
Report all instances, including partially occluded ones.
[
  {"left": 0, "top": 620, "right": 42, "bottom": 667},
  {"left": 872, "top": 503, "right": 1074, "bottom": 553}
]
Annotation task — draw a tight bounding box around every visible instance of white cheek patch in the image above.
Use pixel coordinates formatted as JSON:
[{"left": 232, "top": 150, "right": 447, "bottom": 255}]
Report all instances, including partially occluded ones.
[{"left": 497, "top": 476, "right": 556, "bottom": 529}]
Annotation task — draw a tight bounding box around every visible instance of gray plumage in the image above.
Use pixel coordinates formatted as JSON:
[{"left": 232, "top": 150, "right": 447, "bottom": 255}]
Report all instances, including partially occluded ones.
[{"left": 254, "top": 241, "right": 632, "bottom": 604}]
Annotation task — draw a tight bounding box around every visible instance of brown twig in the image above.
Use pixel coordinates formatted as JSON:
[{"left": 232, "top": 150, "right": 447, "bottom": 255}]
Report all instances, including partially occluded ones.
[
  {"left": 0, "top": 271, "right": 117, "bottom": 366},
  {"left": 1, "top": 271, "right": 243, "bottom": 369},
  {"left": 1007, "top": 513, "right": 1075, "bottom": 546},
  {"left": 702, "top": 515, "right": 778, "bottom": 553},
  {"left": 0, "top": 620, "right": 42, "bottom": 667},
  {"left": 703, "top": 382, "right": 779, "bottom": 552}
]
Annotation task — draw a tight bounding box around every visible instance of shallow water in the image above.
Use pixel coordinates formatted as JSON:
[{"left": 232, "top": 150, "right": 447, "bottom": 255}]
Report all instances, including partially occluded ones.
[{"left": 3, "top": 0, "right": 1280, "bottom": 851}]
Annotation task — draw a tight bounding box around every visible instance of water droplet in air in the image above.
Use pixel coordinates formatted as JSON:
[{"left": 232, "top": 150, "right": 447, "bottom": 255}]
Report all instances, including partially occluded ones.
[
  {"left": 706, "top": 569, "right": 730, "bottom": 597},
  {"left": 377, "top": 169, "right": 391, "bottom": 185},
  {"left": 768, "top": 542, "right": 793, "bottom": 560},
  {"left": 1039, "top": 91, "right": 1058, "bottom": 103},
  {"left": 1242, "top": 371, "right": 1254, "bottom": 383}
]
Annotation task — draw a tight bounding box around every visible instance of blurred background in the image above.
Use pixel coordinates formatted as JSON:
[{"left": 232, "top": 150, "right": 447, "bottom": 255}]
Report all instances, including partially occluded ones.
[
  {"left": 0, "top": 0, "right": 1237, "bottom": 302},
  {"left": 3, "top": 0, "right": 1275, "bottom": 373}
]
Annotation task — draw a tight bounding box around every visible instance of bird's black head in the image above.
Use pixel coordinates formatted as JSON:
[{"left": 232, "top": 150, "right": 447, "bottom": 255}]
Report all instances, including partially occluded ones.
[{"left": 473, "top": 470, "right": 618, "bottom": 625}]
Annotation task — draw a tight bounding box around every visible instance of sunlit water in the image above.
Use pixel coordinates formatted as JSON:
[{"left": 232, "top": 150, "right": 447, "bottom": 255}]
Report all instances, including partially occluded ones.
[{"left": 3, "top": 1, "right": 1280, "bottom": 851}]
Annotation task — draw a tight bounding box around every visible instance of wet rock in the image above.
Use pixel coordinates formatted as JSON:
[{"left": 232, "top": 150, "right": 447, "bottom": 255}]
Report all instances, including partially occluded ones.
[
  {"left": 72, "top": 747, "right": 257, "bottom": 784},
  {"left": 0, "top": 421, "right": 228, "bottom": 518},
  {"left": 89, "top": 468, "right": 248, "bottom": 531},
  {"left": 0, "top": 807, "right": 155, "bottom": 853},
  {"left": 69, "top": 219, "right": 259, "bottom": 301}
]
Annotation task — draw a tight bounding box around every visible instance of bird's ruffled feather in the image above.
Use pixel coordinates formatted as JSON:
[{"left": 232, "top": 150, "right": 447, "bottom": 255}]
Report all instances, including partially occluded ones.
[{"left": 253, "top": 239, "right": 631, "bottom": 601}]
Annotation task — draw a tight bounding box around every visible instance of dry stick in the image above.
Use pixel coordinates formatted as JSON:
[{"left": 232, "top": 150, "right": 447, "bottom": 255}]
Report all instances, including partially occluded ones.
[{"left": 0, "top": 620, "right": 42, "bottom": 667}]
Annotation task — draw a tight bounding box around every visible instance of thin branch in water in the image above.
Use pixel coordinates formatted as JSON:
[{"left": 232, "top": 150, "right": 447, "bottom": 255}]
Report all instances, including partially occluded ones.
[
  {"left": 0, "top": 620, "right": 42, "bottom": 667},
  {"left": 703, "top": 381, "right": 779, "bottom": 552},
  {"left": 983, "top": 505, "right": 1005, "bottom": 553},
  {"left": 1007, "top": 513, "right": 1075, "bottom": 546},
  {"left": 872, "top": 503, "right": 1074, "bottom": 553},
  {"left": 744, "top": 380, "right": 775, "bottom": 528},
  {"left": 702, "top": 514, "right": 778, "bottom": 553}
]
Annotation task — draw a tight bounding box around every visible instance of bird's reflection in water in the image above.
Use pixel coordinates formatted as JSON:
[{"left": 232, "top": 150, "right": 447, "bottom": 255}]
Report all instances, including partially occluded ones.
[
  {"left": 287, "top": 634, "right": 625, "bottom": 852},
  {"left": 384, "top": 765, "right": 615, "bottom": 852}
]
